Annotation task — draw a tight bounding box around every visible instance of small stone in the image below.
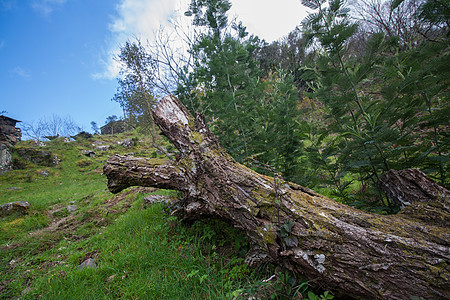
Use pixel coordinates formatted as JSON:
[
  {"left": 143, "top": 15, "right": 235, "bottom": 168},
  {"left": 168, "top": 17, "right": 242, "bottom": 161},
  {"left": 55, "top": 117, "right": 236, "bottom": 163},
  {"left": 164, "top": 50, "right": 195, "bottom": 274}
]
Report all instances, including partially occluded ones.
[
  {"left": 40, "top": 170, "right": 49, "bottom": 177},
  {"left": 5, "top": 187, "right": 22, "bottom": 191},
  {"left": 143, "top": 195, "right": 171, "bottom": 208},
  {"left": 95, "top": 145, "right": 110, "bottom": 151},
  {"left": 119, "top": 138, "right": 134, "bottom": 148},
  {"left": 66, "top": 205, "right": 78, "bottom": 213},
  {"left": 81, "top": 150, "right": 95, "bottom": 157},
  {"left": 78, "top": 258, "right": 97, "bottom": 269},
  {"left": 69, "top": 201, "right": 76, "bottom": 205}
]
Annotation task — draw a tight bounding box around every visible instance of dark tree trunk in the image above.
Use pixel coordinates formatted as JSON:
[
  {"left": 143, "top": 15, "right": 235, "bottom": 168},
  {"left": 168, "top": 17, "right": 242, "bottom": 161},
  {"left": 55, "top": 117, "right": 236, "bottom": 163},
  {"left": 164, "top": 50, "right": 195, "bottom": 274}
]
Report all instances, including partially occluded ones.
[{"left": 104, "top": 96, "right": 449, "bottom": 300}]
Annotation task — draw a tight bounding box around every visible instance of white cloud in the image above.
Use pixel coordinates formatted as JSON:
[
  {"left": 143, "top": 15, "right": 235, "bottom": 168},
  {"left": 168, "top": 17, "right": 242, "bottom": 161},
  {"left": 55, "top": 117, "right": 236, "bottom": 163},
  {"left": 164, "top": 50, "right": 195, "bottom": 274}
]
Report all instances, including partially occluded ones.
[
  {"left": 93, "top": 0, "right": 190, "bottom": 80},
  {"left": 11, "top": 66, "right": 31, "bottom": 79},
  {"left": 230, "top": 0, "right": 309, "bottom": 42},
  {"left": 91, "top": 48, "right": 121, "bottom": 80},
  {"left": 94, "top": 0, "right": 310, "bottom": 80},
  {"left": 108, "top": 0, "right": 187, "bottom": 38},
  {"left": 31, "top": 0, "right": 66, "bottom": 18}
]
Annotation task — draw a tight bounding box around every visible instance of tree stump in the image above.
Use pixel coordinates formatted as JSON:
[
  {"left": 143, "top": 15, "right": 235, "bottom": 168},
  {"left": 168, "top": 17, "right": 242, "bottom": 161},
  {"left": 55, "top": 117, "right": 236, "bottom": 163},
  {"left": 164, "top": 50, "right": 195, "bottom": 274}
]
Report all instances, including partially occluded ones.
[{"left": 104, "top": 95, "right": 449, "bottom": 300}]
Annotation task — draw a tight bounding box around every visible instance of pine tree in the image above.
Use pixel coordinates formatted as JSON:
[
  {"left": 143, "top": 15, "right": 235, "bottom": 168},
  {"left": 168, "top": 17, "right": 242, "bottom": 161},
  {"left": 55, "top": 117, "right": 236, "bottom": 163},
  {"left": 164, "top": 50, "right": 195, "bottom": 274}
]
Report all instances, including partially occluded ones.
[{"left": 180, "top": 0, "right": 304, "bottom": 180}]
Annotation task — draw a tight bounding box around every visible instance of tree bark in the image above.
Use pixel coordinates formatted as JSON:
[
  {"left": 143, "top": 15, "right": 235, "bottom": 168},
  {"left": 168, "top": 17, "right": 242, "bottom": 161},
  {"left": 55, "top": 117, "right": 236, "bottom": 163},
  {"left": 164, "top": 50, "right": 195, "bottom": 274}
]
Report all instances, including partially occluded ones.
[{"left": 104, "top": 95, "right": 449, "bottom": 300}]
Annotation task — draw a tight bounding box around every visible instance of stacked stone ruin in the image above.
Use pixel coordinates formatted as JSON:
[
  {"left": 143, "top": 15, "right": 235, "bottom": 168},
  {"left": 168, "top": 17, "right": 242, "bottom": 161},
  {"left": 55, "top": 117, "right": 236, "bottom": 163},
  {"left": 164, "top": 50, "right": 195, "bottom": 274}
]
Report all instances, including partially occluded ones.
[
  {"left": 0, "top": 116, "right": 22, "bottom": 146},
  {"left": 0, "top": 116, "right": 21, "bottom": 174}
]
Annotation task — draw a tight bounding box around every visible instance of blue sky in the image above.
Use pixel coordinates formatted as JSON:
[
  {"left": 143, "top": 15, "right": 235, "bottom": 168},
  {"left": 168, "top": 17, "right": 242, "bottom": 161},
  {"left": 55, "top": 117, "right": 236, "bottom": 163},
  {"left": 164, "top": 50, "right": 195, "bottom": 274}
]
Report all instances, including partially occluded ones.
[{"left": 0, "top": 0, "right": 308, "bottom": 135}]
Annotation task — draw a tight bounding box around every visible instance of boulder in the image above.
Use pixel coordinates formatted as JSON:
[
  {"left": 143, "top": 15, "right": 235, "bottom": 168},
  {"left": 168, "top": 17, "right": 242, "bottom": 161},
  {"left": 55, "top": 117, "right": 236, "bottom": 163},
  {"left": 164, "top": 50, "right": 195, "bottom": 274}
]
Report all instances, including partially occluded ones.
[
  {"left": 0, "top": 201, "right": 30, "bottom": 217},
  {"left": 0, "top": 143, "right": 12, "bottom": 174}
]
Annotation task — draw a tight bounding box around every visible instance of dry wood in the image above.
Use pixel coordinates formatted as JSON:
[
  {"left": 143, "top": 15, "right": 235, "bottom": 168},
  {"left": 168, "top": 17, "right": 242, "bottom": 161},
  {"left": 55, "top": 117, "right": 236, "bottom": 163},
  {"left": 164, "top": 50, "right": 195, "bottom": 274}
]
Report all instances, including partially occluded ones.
[{"left": 104, "top": 96, "right": 449, "bottom": 300}]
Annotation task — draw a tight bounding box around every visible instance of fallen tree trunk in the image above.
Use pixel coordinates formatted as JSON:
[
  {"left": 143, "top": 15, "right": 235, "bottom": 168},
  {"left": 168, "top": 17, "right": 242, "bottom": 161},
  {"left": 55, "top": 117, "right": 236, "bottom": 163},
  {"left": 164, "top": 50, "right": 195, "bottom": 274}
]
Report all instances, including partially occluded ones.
[{"left": 104, "top": 96, "right": 449, "bottom": 299}]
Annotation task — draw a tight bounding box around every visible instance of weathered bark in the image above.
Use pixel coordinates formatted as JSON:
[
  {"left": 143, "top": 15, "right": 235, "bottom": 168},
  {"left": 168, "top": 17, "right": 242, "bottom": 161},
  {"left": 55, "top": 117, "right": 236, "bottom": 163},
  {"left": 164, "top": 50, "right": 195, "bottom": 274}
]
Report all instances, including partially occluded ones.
[
  {"left": 104, "top": 96, "right": 449, "bottom": 300},
  {"left": 380, "top": 169, "right": 449, "bottom": 225}
]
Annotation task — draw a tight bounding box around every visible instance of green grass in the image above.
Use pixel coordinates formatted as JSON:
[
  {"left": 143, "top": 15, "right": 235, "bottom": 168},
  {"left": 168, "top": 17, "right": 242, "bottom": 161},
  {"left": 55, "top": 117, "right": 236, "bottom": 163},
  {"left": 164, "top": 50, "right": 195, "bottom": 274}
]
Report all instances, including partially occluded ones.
[
  {"left": 21, "top": 204, "right": 246, "bottom": 299},
  {"left": 1, "top": 132, "right": 331, "bottom": 300}
]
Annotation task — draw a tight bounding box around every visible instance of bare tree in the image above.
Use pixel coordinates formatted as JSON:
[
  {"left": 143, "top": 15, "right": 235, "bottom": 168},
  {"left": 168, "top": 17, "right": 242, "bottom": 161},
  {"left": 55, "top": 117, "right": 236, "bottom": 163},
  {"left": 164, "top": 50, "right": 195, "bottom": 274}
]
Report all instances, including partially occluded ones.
[
  {"left": 20, "top": 115, "right": 82, "bottom": 141},
  {"left": 20, "top": 120, "right": 46, "bottom": 141},
  {"left": 145, "top": 15, "right": 200, "bottom": 98},
  {"left": 350, "top": 0, "right": 433, "bottom": 47}
]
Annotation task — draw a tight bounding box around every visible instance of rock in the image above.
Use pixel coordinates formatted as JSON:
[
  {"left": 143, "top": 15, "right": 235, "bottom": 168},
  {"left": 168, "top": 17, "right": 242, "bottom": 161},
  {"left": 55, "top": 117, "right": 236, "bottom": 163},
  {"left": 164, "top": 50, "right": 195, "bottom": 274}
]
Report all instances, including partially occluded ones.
[
  {"left": 5, "top": 187, "right": 22, "bottom": 191},
  {"left": 81, "top": 150, "right": 95, "bottom": 157},
  {"left": 95, "top": 145, "right": 110, "bottom": 151},
  {"left": 44, "top": 135, "right": 59, "bottom": 140},
  {"left": 22, "top": 287, "right": 32, "bottom": 295},
  {"left": 0, "top": 143, "right": 12, "bottom": 174},
  {"left": 71, "top": 131, "right": 93, "bottom": 140},
  {"left": 0, "top": 201, "right": 30, "bottom": 217},
  {"left": 66, "top": 205, "right": 78, "bottom": 213},
  {"left": 40, "top": 170, "right": 49, "bottom": 177},
  {"left": 33, "top": 141, "right": 46, "bottom": 147},
  {"left": 143, "top": 195, "right": 172, "bottom": 208},
  {"left": 63, "top": 137, "right": 71, "bottom": 143},
  {"left": 78, "top": 258, "right": 97, "bottom": 269},
  {"left": 118, "top": 138, "right": 134, "bottom": 148}
]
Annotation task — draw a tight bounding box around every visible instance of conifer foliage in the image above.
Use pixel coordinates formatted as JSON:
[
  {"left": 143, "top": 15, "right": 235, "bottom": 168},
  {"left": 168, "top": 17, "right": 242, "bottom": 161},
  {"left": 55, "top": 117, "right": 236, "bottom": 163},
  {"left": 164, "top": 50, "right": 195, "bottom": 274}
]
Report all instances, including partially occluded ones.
[
  {"left": 113, "top": 0, "right": 448, "bottom": 212},
  {"left": 300, "top": 0, "right": 449, "bottom": 210},
  {"left": 179, "top": 0, "right": 303, "bottom": 180}
]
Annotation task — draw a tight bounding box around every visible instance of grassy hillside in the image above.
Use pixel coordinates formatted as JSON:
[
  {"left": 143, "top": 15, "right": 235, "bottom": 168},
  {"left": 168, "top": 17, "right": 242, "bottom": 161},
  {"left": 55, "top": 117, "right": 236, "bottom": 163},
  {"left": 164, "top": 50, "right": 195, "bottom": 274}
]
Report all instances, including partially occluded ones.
[{"left": 0, "top": 132, "right": 331, "bottom": 299}]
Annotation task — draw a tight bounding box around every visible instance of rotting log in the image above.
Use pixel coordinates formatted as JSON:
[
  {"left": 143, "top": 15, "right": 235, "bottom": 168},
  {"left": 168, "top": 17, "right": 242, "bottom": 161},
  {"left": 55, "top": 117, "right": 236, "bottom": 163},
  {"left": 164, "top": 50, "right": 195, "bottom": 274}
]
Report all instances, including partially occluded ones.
[{"left": 104, "top": 95, "right": 449, "bottom": 300}]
